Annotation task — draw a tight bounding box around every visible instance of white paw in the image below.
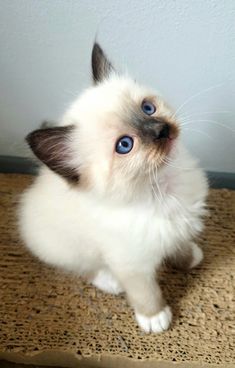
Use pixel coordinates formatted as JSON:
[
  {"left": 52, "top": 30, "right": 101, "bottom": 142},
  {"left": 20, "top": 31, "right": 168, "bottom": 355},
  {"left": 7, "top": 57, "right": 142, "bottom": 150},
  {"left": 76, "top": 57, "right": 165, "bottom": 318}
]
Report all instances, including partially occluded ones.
[
  {"left": 190, "top": 243, "right": 203, "bottom": 269},
  {"left": 135, "top": 306, "right": 172, "bottom": 333},
  {"left": 92, "top": 270, "right": 123, "bottom": 295}
]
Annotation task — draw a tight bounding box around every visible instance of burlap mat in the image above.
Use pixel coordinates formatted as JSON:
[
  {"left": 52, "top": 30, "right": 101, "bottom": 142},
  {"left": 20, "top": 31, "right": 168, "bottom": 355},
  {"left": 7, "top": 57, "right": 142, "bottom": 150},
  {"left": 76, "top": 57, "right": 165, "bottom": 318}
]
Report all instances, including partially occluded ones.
[{"left": 0, "top": 174, "right": 234, "bottom": 368}]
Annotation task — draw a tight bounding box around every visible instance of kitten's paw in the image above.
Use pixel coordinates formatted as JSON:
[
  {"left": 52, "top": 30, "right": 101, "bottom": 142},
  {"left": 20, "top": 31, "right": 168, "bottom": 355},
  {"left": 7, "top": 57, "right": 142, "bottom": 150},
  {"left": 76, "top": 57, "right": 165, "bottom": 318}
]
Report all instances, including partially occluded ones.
[
  {"left": 135, "top": 306, "right": 172, "bottom": 333},
  {"left": 92, "top": 270, "right": 123, "bottom": 295},
  {"left": 190, "top": 243, "right": 203, "bottom": 269}
]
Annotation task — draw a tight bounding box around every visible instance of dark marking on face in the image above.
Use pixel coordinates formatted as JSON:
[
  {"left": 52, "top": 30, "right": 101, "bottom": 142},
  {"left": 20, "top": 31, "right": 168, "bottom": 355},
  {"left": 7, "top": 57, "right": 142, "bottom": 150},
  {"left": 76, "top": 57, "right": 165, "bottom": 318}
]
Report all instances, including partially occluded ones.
[
  {"left": 128, "top": 108, "right": 179, "bottom": 145},
  {"left": 92, "top": 43, "right": 116, "bottom": 83},
  {"left": 26, "top": 125, "right": 79, "bottom": 182}
]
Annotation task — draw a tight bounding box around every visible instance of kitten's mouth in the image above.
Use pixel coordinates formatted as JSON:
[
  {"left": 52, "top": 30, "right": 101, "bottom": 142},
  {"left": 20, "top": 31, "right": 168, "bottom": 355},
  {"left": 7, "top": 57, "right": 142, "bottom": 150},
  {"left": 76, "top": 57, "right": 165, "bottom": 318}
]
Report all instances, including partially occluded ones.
[
  {"left": 157, "top": 122, "right": 179, "bottom": 154},
  {"left": 151, "top": 122, "right": 179, "bottom": 166},
  {"left": 131, "top": 114, "right": 179, "bottom": 164},
  {"left": 165, "top": 136, "right": 176, "bottom": 155},
  {"left": 151, "top": 118, "right": 179, "bottom": 143}
]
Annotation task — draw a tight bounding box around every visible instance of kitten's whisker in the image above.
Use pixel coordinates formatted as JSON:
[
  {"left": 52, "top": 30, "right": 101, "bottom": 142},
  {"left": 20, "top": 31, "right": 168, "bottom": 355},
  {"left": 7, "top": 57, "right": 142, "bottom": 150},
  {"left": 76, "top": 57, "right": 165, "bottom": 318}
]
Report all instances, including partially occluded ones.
[
  {"left": 152, "top": 164, "right": 164, "bottom": 202},
  {"left": 152, "top": 163, "right": 172, "bottom": 215},
  {"left": 63, "top": 89, "right": 79, "bottom": 99},
  {"left": 173, "top": 82, "right": 226, "bottom": 119},
  {"left": 178, "top": 110, "right": 231, "bottom": 121},
  {"left": 162, "top": 157, "right": 193, "bottom": 170},
  {"left": 149, "top": 165, "right": 160, "bottom": 203},
  {"left": 151, "top": 164, "right": 162, "bottom": 203},
  {"left": 168, "top": 194, "right": 195, "bottom": 232},
  {"left": 148, "top": 166, "right": 158, "bottom": 199},
  {"left": 150, "top": 163, "right": 169, "bottom": 214},
  {"left": 181, "top": 128, "right": 216, "bottom": 141},
  {"left": 180, "top": 119, "right": 235, "bottom": 133}
]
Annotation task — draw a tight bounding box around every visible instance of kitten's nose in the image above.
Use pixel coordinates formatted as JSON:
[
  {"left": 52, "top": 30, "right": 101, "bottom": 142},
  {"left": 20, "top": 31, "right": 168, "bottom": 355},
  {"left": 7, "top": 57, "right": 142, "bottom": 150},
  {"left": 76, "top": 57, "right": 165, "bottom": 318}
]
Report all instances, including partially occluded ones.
[
  {"left": 157, "top": 123, "right": 170, "bottom": 139},
  {"left": 141, "top": 118, "right": 176, "bottom": 142},
  {"left": 151, "top": 122, "right": 170, "bottom": 140}
]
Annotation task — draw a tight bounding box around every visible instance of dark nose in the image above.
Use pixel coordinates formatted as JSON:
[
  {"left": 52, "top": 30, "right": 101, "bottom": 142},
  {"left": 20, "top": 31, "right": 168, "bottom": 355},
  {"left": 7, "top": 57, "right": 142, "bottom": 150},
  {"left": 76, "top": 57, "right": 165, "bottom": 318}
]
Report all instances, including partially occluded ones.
[
  {"left": 146, "top": 118, "right": 170, "bottom": 140},
  {"left": 150, "top": 121, "right": 170, "bottom": 140},
  {"left": 138, "top": 117, "right": 173, "bottom": 142},
  {"left": 157, "top": 123, "right": 170, "bottom": 139}
]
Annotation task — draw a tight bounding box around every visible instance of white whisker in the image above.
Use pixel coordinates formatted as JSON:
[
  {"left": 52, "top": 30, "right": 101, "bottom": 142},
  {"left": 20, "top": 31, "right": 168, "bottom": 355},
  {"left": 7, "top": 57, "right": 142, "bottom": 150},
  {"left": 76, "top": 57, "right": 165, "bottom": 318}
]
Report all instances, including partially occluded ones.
[
  {"left": 173, "top": 82, "right": 226, "bottom": 119},
  {"left": 181, "top": 128, "right": 216, "bottom": 141},
  {"left": 162, "top": 157, "right": 193, "bottom": 170},
  {"left": 152, "top": 164, "right": 164, "bottom": 202},
  {"left": 180, "top": 119, "right": 235, "bottom": 133},
  {"left": 152, "top": 162, "right": 171, "bottom": 215},
  {"left": 178, "top": 110, "right": 231, "bottom": 121},
  {"left": 168, "top": 194, "right": 195, "bottom": 232},
  {"left": 149, "top": 163, "right": 170, "bottom": 215},
  {"left": 149, "top": 165, "right": 160, "bottom": 203}
]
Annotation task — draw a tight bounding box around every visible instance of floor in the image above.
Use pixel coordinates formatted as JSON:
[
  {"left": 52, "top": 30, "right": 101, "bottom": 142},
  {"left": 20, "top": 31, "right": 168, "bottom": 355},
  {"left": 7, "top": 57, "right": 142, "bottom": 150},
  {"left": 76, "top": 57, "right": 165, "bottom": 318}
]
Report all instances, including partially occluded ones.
[{"left": 0, "top": 174, "right": 234, "bottom": 367}]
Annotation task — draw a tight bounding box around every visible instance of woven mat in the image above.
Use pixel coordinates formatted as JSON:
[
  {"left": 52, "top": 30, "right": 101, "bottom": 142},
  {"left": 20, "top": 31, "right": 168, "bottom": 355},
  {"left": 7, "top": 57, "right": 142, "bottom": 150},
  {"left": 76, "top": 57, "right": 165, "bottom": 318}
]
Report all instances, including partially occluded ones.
[{"left": 0, "top": 174, "right": 234, "bottom": 368}]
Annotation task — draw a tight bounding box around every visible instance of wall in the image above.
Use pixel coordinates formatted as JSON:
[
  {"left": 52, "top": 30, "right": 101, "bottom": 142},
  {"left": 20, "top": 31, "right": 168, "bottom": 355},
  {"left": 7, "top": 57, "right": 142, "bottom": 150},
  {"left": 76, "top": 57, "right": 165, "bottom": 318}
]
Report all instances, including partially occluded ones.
[{"left": 0, "top": 0, "right": 234, "bottom": 172}]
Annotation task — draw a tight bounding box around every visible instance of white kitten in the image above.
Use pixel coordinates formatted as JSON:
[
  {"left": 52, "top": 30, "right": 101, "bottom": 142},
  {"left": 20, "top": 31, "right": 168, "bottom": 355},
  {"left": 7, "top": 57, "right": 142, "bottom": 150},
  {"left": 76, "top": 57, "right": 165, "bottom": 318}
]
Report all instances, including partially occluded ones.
[{"left": 19, "top": 43, "right": 208, "bottom": 333}]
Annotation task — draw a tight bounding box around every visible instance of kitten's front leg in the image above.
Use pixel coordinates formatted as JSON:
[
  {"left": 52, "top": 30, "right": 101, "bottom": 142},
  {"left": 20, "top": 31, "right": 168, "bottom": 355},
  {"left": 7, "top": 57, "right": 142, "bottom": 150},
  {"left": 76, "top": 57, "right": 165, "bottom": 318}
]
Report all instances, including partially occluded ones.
[{"left": 118, "top": 271, "right": 172, "bottom": 333}]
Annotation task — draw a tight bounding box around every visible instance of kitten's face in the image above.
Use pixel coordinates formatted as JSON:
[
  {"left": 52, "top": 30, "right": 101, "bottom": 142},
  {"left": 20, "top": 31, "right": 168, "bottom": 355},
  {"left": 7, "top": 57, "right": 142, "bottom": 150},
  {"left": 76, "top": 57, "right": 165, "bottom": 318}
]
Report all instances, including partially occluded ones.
[{"left": 27, "top": 44, "right": 179, "bottom": 198}]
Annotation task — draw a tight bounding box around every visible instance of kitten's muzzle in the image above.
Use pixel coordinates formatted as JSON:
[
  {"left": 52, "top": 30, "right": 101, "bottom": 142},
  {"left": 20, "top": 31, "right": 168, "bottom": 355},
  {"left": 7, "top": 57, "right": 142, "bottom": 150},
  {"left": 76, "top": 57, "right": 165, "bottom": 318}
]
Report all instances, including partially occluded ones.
[
  {"left": 130, "top": 114, "right": 179, "bottom": 143},
  {"left": 155, "top": 123, "right": 170, "bottom": 139},
  {"left": 147, "top": 119, "right": 177, "bottom": 141}
]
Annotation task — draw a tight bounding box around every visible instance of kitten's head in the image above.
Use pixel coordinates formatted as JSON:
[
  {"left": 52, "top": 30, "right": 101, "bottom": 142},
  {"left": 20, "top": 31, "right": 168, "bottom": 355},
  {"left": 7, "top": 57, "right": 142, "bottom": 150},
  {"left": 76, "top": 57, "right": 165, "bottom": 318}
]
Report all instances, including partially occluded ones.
[{"left": 27, "top": 43, "right": 179, "bottom": 199}]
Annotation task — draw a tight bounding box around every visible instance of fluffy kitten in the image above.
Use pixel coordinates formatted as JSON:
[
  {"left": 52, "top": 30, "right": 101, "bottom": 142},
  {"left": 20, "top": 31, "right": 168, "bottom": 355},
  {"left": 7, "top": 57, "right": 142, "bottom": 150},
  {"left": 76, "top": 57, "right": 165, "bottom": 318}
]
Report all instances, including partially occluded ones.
[{"left": 19, "top": 43, "right": 208, "bottom": 333}]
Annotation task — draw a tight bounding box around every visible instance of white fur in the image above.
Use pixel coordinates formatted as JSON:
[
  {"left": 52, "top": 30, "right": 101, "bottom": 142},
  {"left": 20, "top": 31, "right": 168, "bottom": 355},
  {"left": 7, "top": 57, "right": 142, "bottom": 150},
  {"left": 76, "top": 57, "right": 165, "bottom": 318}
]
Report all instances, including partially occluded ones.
[
  {"left": 190, "top": 242, "right": 204, "bottom": 268},
  {"left": 19, "top": 75, "right": 208, "bottom": 333},
  {"left": 136, "top": 306, "right": 172, "bottom": 333},
  {"left": 91, "top": 269, "right": 123, "bottom": 295}
]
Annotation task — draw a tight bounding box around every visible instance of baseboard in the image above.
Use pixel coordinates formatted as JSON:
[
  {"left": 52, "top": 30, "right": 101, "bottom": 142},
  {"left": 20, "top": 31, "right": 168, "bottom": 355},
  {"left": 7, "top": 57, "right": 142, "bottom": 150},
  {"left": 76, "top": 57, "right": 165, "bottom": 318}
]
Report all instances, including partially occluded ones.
[
  {"left": 206, "top": 171, "right": 235, "bottom": 190},
  {"left": 0, "top": 155, "right": 38, "bottom": 175},
  {"left": 0, "top": 155, "right": 234, "bottom": 189}
]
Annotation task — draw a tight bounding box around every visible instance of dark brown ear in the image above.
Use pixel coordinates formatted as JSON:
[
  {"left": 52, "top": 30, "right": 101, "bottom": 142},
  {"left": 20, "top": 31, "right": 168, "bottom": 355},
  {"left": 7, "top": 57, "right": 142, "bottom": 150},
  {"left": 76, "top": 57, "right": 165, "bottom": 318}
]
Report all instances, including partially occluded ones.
[
  {"left": 26, "top": 125, "right": 79, "bottom": 182},
  {"left": 91, "top": 43, "right": 115, "bottom": 83}
]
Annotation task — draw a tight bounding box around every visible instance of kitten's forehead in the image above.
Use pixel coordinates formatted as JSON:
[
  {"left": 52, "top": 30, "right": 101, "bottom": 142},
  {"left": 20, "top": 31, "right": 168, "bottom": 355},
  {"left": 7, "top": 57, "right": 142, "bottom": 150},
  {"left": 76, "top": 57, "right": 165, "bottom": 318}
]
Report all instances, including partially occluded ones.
[
  {"left": 66, "top": 76, "right": 154, "bottom": 123},
  {"left": 92, "top": 76, "right": 154, "bottom": 111},
  {"left": 62, "top": 75, "right": 175, "bottom": 151}
]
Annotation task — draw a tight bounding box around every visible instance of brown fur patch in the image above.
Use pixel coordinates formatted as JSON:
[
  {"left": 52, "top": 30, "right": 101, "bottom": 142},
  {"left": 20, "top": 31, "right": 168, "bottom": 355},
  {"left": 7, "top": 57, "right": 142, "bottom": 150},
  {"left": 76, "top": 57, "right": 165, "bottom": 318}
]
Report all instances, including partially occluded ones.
[
  {"left": 26, "top": 125, "right": 79, "bottom": 183},
  {"left": 124, "top": 103, "right": 180, "bottom": 167},
  {"left": 92, "top": 43, "right": 115, "bottom": 83}
]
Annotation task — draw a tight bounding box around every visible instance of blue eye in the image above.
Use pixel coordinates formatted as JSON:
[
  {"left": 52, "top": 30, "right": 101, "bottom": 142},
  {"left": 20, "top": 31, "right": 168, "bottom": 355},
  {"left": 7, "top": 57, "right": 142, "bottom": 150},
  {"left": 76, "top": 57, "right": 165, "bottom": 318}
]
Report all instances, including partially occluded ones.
[
  {"left": 141, "top": 101, "right": 156, "bottom": 115},
  {"left": 116, "top": 136, "right": 134, "bottom": 154}
]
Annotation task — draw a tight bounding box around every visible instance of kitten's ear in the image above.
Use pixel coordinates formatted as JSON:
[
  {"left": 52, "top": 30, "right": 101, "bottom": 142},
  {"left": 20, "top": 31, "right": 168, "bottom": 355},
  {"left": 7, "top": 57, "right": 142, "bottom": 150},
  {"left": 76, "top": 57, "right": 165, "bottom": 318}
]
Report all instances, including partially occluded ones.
[
  {"left": 26, "top": 125, "right": 79, "bottom": 182},
  {"left": 92, "top": 43, "right": 115, "bottom": 83}
]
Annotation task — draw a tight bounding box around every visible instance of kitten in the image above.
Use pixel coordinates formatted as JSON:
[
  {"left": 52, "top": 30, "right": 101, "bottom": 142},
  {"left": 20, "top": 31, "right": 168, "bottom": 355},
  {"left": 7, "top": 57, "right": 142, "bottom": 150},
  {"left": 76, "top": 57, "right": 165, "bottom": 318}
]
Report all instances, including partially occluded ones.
[{"left": 19, "top": 43, "right": 208, "bottom": 333}]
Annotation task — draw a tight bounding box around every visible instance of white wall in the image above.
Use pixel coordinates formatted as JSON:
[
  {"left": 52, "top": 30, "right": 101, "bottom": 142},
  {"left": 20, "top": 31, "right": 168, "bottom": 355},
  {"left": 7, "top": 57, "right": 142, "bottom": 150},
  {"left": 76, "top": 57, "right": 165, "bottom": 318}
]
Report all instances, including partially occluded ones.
[{"left": 0, "top": 0, "right": 234, "bottom": 172}]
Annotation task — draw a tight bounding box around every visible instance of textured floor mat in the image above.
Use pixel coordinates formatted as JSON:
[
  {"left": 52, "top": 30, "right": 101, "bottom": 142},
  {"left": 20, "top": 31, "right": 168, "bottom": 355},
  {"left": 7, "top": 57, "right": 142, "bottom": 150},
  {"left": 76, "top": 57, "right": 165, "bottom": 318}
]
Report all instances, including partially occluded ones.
[{"left": 0, "top": 174, "right": 234, "bottom": 367}]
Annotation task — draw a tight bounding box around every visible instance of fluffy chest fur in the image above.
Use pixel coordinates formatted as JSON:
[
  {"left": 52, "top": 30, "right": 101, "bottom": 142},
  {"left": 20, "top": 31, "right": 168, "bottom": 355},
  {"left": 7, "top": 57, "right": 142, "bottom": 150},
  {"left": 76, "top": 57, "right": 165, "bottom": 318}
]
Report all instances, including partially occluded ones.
[{"left": 21, "top": 145, "right": 207, "bottom": 275}]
